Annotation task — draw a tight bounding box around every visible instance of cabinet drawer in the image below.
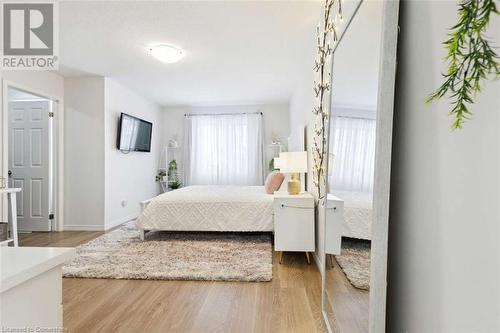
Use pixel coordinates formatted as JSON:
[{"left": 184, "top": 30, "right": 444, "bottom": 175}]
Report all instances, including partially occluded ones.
[
  {"left": 274, "top": 199, "right": 315, "bottom": 252},
  {"left": 325, "top": 198, "right": 344, "bottom": 255}
]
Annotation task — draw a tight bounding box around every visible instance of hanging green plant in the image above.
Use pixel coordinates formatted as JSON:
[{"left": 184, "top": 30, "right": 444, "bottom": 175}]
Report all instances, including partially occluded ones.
[{"left": 426, "top": 0, "right": 499, "bottom": 129}]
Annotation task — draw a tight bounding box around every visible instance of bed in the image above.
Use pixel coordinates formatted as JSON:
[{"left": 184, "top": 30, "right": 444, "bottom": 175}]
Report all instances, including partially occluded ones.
[
  {"left": 331, "top": 190, "right": 373, "bottom": 241},
  {"left": 136, "top": 185, "right": 275, "bottom": 240}
]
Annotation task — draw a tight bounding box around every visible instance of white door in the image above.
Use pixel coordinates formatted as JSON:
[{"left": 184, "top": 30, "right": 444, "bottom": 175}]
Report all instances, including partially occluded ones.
[{"left": 8, "top": 101, "right": 51, "bottom": 232}]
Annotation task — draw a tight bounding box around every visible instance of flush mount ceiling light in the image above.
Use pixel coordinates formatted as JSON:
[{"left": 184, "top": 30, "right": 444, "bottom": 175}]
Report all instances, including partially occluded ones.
[{"left": 148, "top": 44, "right": 184, "bottom": 64}]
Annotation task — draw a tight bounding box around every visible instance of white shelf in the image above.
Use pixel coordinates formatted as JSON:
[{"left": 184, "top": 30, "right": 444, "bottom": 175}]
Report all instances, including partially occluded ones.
[
  {"left": 0, "top": 239, "right": 14, "bottom": 246},
  {"left": 1, "top": 247, "right": 75, "bottom": 293},
  {"left": 0, "top": 188, "right": 22, "bottom": 194}
]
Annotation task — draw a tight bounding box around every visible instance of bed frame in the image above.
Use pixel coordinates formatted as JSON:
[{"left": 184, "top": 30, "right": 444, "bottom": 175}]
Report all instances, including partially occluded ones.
[
  {"left": 139, "top": 199, "right": 152, "bottom": 241},
  {"left": 137, "top": 187, "right": 273, "bottom": 241}
]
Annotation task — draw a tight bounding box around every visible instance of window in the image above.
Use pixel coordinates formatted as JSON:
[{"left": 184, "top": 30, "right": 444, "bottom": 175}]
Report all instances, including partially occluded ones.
[
  {"left": 329, "top": 116, "right": 376, "bottom": 192},
  {"left": 185, "top": 113, "right": 264, "bottom": 185}
]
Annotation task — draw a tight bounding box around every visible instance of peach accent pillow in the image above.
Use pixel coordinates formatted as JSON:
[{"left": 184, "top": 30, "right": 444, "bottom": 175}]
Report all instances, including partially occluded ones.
[{"left": 265, "top": 171, "right": 285, "bottom": 194}]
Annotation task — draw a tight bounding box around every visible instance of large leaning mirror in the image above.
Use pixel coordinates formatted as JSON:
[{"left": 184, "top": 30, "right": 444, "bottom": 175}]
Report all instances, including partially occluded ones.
[{"left": 321, "top": 0, "right": 399, "bottom": 332}]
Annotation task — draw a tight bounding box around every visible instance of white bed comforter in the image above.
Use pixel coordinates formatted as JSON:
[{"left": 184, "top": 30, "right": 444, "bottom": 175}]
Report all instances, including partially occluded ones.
[
  {"left": 136, "top": 185, "right": 274, "bottom": 232},
  {"left": 332, "top": 190, "right": 373, "bottom": 240}
]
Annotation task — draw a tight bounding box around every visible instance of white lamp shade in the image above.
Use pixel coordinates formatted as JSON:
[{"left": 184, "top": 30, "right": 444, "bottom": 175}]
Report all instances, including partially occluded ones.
[{"left": 279, "top": 151, "right": 308, "bottom": 173}]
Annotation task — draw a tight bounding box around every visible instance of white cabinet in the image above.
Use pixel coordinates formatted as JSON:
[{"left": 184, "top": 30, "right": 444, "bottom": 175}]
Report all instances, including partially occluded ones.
[
  {"left": 325, "top": 194, "right": 344, "bottom": 255},
  {"left": 0, "top": 247, "right": 75, "bottom": 329},
  {"left": 273, "top": 192, "right": 315, "bottom": 264}
]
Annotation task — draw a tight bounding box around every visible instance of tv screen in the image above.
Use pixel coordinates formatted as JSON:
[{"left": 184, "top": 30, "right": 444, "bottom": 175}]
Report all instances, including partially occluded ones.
[{"left": 116, "top": 113, "right": 152, "bottom": 152}]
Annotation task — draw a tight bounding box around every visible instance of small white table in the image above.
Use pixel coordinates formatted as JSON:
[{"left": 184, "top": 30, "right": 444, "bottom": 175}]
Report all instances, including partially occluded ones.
[
  {"left": 273, "top": 191, "right": 315, "bottom": 264},
  {"left": 0, "top": 188, "right": 21, "bottom": 247},
  {"left": 0, "top": 247, "right": 75, "bottom": 329}
]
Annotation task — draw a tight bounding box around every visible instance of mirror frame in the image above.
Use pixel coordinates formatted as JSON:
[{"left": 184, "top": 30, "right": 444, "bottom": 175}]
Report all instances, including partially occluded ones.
[{"left": 320, "top": 1, "right": 400, "bottom": 332}]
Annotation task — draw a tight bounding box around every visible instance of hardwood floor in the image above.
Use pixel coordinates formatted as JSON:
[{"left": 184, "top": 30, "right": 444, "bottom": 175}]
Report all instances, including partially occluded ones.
[
  {"left": 19, "top": 231, "right": 327, "bottom": 333},
  {"left": 324, "top": 255, "right": 369, "bottom": 333},
  {"left": 19, "top": 230, "right": 103, "bottom": 247}
]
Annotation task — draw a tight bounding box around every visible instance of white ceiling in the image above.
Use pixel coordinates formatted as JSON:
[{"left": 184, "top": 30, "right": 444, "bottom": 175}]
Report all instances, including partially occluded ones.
[{"left": 58, "top": 1, "right": 323, "bottom": 107}]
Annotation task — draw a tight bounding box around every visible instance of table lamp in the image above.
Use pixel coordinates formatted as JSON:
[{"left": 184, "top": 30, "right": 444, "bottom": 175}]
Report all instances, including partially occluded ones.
[{"left": 279, "top": 151, "right": 308, "bottom": 195}]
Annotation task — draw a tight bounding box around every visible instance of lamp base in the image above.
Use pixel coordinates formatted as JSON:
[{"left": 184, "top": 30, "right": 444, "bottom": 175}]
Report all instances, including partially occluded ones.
[{"left": 287, "top": 173, "right": 301, "bottom": 195}]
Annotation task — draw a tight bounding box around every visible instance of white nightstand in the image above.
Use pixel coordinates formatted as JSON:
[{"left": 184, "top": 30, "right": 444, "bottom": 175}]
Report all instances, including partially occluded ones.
[
  {"left": 273, "top": 191, "right": 315, "bottom": 264},
  {"left": 325, "top": 194, "right": 344, "bottom": 267}
]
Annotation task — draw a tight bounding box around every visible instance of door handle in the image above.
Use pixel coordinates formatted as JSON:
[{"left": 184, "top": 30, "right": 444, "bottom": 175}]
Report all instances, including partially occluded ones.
[{"left": 7, "top": 170, "right": 12, "bottom": 177}]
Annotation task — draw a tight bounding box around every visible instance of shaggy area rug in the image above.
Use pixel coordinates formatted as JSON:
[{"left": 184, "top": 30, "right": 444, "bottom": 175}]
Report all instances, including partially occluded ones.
[
  {"left": 335, "top": 238, "right": 371, "bottom": 290},
  {"left": 63, "top": 222, "right": 273, "bottom": 282}
]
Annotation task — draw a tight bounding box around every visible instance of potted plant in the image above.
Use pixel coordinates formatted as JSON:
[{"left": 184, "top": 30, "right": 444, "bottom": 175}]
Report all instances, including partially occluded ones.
[
  {"left": 168, "top": 160, "right": 177, "bottom": 177},
  {"left": 155, "top": 170, "right": 166, "bottom": 182},
  {"left": 169, "top": 179, "right": 182, "bottom": 190}
]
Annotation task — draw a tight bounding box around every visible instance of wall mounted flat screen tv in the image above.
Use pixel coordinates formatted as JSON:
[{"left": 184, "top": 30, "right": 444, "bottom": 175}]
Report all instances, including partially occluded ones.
[{"left": 116, "top": 113, "right": 153, "bottom": 152}]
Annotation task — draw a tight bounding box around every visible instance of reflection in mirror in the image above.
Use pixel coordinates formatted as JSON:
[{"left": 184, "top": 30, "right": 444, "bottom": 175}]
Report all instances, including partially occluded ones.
[{"left": 322, "top": 1, "right": 383, "bottom": 332}]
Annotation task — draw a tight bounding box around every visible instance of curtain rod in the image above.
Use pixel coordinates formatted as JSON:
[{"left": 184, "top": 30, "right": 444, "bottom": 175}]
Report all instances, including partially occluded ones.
[
  {"left": 184, "top": 112, "right": 263, "bottom": 117},
  {"left": 335, "top": 115, "right": 376, "bottom": 120}
]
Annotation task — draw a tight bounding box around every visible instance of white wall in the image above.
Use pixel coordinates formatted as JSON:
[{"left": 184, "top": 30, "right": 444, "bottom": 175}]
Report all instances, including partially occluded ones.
[
  {"left": 330, "top": 1, "right": 382, "bottom": 122},
  {"left": 162, "top": 104, "right": 290, "bottom": 183},
  {"left": 1, "top": 72, "right": 64, "bottom": 99},
  {"left": 330, "top": 0, "right": 382, "bottom": 109},
  {"left": 387, "top": 1, "right": 500, "bottom": 331},
  {"left": 288, "top": 21, "right": 320, "bottom": 263},
  {"left": 289, "top": 43, "right": 316, "bottom": 186},
  {"left": 104, "top": 78, "right": 162, "bottom": 230},
  {"left": 64, "top": 77, "right": 105, "bottom": 230},
  {"left": 64, "top": 77, "right": 162, "bottom": 231}
]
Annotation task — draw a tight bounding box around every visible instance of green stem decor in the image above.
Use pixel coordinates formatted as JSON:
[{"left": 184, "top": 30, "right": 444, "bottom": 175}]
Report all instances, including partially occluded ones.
[{"left": 426, "top": 0, "right": 499, "bottom": 129}]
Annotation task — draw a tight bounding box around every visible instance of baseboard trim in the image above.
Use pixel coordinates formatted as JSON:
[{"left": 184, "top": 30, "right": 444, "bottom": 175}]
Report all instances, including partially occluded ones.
[
  {"left": 63, "top": 224, "right": 105, "bottom": 231},
  {"left": 63, "top": 216, "right": 137, "bottom": 232},
  {"left": 105, "top": 215, "right": 137, "bottom": 231}
]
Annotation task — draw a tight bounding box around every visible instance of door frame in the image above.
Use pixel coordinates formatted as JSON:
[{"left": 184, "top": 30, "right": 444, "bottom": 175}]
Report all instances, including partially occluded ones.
[{"left": 1, "top": 79, "right": 65, "bottom": 232}]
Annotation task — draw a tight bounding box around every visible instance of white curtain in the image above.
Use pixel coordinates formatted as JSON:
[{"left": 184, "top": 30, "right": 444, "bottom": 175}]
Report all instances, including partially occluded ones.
[
  {"left": 184, "top": 113, "right": 264, "bottom": 186},
  {"left": 329, "top": 116, "right": 376, "bottom": 192}
]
